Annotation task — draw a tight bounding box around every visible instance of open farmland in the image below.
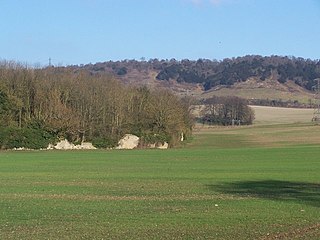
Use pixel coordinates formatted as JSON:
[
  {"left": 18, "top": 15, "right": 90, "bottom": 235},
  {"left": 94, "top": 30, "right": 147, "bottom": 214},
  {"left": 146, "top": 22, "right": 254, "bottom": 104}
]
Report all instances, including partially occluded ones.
[
  {"left": 251, "top": 106, "right": 314, "bottom": 125},
  {"left": 0, "top": 107, "right": 320, "bottom": 239}
]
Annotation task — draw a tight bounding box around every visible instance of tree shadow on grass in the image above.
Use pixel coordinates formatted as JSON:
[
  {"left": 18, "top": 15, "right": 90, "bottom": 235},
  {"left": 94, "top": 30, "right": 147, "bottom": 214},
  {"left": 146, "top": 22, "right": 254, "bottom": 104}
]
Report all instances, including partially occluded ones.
[{"left": 209, "top": 180, "right": 320, "bottom": 208}]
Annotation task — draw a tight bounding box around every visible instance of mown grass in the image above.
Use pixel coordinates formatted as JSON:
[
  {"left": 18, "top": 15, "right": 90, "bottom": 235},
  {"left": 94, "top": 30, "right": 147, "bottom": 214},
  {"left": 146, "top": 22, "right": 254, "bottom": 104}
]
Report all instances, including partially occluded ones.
[{"left": 0, "top": 123, "right": 320, "bottom": 239}]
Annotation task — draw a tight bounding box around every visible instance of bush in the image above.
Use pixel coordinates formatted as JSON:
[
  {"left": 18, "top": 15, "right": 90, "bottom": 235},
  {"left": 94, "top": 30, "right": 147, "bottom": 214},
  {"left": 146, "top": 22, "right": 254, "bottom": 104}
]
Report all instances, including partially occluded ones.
[
  {"left": 91, "top": 137, "right": 118, "bottom": 149},
  {"left": 140, "top": 133, "right": 170, "bottom": 145},
  {"left": 0, "top": 127, "right": 55, "bottom": 149},
  {"left": 116, "top": 67, "right": 127, "bottom": 75}
]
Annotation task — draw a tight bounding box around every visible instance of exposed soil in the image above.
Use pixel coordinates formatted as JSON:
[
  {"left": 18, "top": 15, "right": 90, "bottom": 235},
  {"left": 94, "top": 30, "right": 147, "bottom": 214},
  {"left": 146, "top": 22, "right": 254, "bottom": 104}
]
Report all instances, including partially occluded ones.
[{"left": 260, "top": 223, "right": 320, "bottom": 240}]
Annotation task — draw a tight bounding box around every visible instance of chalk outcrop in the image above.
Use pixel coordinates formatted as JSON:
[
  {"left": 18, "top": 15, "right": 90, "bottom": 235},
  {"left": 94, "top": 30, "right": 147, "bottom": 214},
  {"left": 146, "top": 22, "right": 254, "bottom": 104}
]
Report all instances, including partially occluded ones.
[
  {"left": 157, "top": 142, "right": 169, "bottom": 149},
  {"left": 116, "top": 134, "right": 140, "bottom": 149},
  {"left": 46, "top": 135, "right": 169, "bottom": 150},
  {"left": 146, "top": 142, "right": 169, "bottom": 149},
  {"left": 47, "top": 140, "right": 97, "bottom": 150},
  {"left": 116, "top": 134, "right": 170, "bottom": 150}
]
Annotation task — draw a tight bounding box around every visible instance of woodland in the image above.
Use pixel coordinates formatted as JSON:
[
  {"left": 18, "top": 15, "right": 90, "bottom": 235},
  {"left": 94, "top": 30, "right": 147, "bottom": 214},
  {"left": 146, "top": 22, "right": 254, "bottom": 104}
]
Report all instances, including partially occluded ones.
[{"left": 0, "top": 61, "right": 193, "bottom": 149}]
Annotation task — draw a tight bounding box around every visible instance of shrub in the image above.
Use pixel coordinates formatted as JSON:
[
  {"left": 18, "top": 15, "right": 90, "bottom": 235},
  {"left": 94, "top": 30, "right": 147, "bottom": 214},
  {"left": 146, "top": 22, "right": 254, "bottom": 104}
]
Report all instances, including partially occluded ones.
[
  {"left": 91, "top": 137, "right": 118, "bottom": 149},
  {"left": 140, "top": 133, "right": 170, "bottom": 146},
  {"left": 0, "top": 127, "right": 55, "bottom": 150}
]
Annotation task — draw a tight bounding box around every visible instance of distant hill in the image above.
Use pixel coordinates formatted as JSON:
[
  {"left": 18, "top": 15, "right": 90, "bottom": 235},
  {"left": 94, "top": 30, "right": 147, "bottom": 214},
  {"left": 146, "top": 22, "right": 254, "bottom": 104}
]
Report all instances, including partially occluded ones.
[{"left": 70, "top": 55, "right": 320, "bottom": 105}]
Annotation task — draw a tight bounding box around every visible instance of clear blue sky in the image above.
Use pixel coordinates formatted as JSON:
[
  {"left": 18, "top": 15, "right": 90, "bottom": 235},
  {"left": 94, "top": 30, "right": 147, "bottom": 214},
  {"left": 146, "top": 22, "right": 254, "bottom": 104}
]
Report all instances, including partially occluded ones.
[{"left": 1, "top": 0, "right": 319, "bottom": 66}]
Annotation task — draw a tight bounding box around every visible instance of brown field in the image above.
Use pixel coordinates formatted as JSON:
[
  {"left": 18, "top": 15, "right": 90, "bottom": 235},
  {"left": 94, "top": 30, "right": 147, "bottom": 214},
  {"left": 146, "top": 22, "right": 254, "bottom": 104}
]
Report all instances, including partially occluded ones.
[{"left": 251, "top": 105, "right": 314, "bottom": 125}]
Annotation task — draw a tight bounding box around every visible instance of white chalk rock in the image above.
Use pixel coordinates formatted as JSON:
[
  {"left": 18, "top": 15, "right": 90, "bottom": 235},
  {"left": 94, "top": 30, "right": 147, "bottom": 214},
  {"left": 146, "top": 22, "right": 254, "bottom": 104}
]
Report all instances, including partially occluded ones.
[
  {"left": 79, "top": 142, "right": 97, "bottom": 150},
  {"left": 54, "top": 139, "right": 75, "bottom": 150},
  {"left": 116, "top": 134, "right": 140, "bottom": 149},
  {"left": 157, "top": 142, "right": 169, "bottom": 149}
]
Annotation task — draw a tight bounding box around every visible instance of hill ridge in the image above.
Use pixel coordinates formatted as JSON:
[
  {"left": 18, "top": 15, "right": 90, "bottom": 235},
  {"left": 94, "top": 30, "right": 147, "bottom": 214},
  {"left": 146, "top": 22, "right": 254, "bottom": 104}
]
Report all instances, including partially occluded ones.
[{"left": 73, "top": 55, "right": 319, "bottom": 103}]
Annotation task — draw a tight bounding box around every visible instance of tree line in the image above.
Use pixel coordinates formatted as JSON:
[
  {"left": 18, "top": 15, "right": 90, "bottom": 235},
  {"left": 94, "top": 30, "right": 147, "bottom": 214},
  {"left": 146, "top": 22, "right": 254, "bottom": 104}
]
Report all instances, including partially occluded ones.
[{"left": 0, "top": 61, "right": 193, "bottom": 149}]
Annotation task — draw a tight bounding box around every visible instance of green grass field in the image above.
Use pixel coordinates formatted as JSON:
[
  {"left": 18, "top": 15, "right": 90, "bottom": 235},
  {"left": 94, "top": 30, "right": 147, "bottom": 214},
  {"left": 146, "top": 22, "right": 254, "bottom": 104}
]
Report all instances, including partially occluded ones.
[{"left": 1, "top": 119, "right": 320, "bottom": 239}]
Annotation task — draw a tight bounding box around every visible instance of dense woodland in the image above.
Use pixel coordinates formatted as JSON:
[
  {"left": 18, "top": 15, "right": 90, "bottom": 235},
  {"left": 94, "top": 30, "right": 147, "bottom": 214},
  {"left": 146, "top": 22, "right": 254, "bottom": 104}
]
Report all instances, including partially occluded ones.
[
  {"left": 0, "top": 61, "right": 193, "bottom": 149},
  {"left": 79, "top": 55, "right": 320, "bottom": 91}
]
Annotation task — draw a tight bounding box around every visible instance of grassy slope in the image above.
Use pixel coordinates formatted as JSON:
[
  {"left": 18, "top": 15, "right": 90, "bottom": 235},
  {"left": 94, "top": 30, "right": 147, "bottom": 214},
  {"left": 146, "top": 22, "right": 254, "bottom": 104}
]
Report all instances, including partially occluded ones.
[
  {"left": 201, "top": 87, "right": 314, "bottom": 104},
  {"left": 0, "top": 111, "right": 320, "bottom": 239},
  {"left": 199, "top": 78, "right": 314, "bottom": 104}
]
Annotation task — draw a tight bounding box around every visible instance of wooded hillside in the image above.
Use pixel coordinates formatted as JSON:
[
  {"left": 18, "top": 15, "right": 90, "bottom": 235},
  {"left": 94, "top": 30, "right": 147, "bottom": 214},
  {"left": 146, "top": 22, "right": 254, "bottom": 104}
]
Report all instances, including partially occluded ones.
[{"left": 77, "top": 55, "right": 320, "bottom": 92}]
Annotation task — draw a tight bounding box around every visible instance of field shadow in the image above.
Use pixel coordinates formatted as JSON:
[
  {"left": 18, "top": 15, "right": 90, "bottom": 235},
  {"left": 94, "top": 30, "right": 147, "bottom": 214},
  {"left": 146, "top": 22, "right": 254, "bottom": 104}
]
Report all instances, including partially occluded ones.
[{"left": 209, "top": 180, "right": 320, "bottom": 207}]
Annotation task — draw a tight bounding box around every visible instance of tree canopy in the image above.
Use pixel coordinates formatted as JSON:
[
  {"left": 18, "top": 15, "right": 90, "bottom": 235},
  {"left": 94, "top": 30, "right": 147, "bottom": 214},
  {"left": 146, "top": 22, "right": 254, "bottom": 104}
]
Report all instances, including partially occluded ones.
[
  {"left": 201, "top": 96, "right": 255, "bottom": 126},
  {"left": 0, "top": 61, "right": 193, "bottom": 149}
]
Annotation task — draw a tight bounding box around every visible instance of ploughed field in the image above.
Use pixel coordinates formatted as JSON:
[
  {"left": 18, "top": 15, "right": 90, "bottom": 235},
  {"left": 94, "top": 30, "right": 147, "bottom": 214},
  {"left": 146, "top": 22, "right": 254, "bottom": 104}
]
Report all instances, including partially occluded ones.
[{"left": 1, "top": 107, "right": 320, "bottom": 239}]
